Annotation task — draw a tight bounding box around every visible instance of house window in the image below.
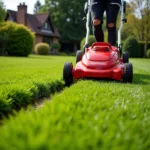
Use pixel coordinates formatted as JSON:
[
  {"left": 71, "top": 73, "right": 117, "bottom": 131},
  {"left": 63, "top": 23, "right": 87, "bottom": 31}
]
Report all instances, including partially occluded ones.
[
  {"left": 41, "top": 21, "right": 53, "bottom": 33},
  {"left": 8, "top": 16, "right": 13, "bottom": 22},
  {"left": 44, "top": 22, "right": 48, "bottom": 30}
]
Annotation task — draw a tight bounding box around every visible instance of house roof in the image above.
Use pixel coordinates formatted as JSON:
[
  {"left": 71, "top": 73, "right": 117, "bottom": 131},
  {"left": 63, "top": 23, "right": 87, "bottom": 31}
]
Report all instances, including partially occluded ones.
[
  {"left": 6, "top": 10, "right": 60, "bottom": 38},
  {"left": 7, "top": 10, "right": 17, "bottom": 21},
  {"left": 35, "top": 13, "right": 49, "bottom": 25}
]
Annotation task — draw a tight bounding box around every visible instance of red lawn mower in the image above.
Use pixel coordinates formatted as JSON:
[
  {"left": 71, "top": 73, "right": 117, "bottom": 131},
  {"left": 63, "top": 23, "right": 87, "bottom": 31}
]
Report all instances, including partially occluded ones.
[{"left": 63, "top": 0, "right": 133, "bottom": 86}]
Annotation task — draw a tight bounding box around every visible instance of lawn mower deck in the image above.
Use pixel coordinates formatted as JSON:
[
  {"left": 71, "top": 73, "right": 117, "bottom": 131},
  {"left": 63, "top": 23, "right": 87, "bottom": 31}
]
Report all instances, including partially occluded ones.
[{"left": 63, "top": 42, "right": 133, "bottom": 86}]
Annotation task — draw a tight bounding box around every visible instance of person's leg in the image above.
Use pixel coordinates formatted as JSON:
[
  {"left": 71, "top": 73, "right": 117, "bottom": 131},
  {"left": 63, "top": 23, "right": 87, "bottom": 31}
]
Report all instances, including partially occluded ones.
[
  {"left": 91, "top": 0, "right": 105, "bottom": 42},
  {"left": 106, "top": 1, "right": 121, "bottom": 46}
]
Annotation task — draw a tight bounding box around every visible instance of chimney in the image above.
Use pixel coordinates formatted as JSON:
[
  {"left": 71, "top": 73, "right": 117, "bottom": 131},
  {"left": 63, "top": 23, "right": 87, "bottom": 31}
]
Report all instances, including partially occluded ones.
[{"left": 17, "top": 3, "right": 27, "bottom": 25}]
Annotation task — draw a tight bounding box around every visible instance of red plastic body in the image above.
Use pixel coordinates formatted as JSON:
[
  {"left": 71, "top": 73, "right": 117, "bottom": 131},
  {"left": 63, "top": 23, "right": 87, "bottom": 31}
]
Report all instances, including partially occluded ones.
[{"left": 73, "top": 42, "right": 125, "bottom": 81}]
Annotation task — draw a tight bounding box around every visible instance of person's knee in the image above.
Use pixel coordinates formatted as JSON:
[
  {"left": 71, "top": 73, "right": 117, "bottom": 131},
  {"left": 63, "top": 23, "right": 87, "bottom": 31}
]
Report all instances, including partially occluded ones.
[
  {"left": 93, "top": 19, "right": 101, "bottom": 26},
  {"left": 108, "top": 23, "right": 115, "bottom": 28},
  {"left": 107, "top": 23, "right": 116, "bottom": 31}
]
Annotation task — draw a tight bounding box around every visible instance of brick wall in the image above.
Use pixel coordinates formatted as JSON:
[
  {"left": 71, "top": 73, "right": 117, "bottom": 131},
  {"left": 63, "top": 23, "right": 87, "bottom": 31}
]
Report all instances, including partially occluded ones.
[
  {"left": 35, "top": 35, "right": 43, "bottom": 45},
  {"left": 17, "top": 3, "right": 27, "bottom": 25}
]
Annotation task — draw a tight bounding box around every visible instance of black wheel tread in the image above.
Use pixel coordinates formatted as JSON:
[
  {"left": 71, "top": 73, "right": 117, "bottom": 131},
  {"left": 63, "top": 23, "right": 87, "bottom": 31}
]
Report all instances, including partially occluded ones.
[
  {"left": 63, "top": 62, "right": 73, "bottom": 86},
  {"left": 123, "top": 63, "right": 133, "bottom": 83}
]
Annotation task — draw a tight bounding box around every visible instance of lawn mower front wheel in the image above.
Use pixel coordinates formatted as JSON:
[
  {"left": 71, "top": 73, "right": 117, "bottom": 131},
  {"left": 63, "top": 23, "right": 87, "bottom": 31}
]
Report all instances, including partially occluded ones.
[
  {"left": 63, "top": 62, "right": 73, "bottom": 86},
  {"left": 123, "top": 63, "right": 133, "bottom": 83}
]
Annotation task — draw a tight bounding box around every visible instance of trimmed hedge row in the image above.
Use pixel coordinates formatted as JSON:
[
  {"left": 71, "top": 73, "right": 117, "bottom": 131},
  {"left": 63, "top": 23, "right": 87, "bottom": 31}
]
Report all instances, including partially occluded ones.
[
  {"left": 147, "top": 49, "right": 150, "bottom": 58},
  {"left": 139, "top": 42, "right": 150, "bottom": 57},
  {"left": 0, "top": 79, "right": 64, "bottom": 118},
  {"left": 122, "top": 40, "right": 150, "bottom": 58}
]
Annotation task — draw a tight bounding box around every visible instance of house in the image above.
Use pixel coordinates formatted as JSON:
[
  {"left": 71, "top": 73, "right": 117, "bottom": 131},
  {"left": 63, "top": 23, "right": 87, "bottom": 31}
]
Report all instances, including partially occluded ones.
[{"left": 5, "top": 2, "right": 60, "bottom": 47}]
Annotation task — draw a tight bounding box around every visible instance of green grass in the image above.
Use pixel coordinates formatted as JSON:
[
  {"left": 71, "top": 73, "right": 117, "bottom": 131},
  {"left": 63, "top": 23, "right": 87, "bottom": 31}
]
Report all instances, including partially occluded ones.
[
  {"left": 0, "top": 55, "right": 75, "bottom": 116},
  {"left": 0, "top": 58, "right": 150, "bottom": 149},
  {"left": 0, "top": 55, "right": 75, "bottom": 85}
]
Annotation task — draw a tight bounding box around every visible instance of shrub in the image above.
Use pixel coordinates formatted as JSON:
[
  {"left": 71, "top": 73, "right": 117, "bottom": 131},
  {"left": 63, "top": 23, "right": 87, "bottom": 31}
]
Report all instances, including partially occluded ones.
[
  {"left": 0, "top": 22, "right": 34, "bottom": 56},
  {"left": 80, "top": 35, "right": 95, "bottom": 50},
  {"left": 58, "top": 52, "right": 68, "bottom": 56},
  {"left": 51, "top": 42, "right": 61, "bottom": 51},
  {"left": 0, "top": 79, "right": 64, "bottom": 118},
  {"left": 51, "top": 42, "right": 61, "bottom": 54},
  {"left": 35, "top": 42, "right": 50, "bottom": 55},
  {"left": 0, "top": 33, "right": 8, "bottom": 55},
  {"left": 123, "top": 36, "right": 141, "bottom": 58},
  {"left": 146, "top": 49, "right": 150, "bottom": 58},
  {"left": 139, "top": 41, "right": 150, "bottom": 57}
]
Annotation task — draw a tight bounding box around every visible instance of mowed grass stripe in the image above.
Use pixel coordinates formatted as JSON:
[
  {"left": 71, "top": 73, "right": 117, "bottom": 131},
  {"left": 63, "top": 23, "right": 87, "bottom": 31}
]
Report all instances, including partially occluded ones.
[
  {"left": 0, "top": 55, "right": 75, "bottom": 116},
  {"left": 0, "top": 59, "right": 150, "bottom": 149},
  {"left": 0, "top": 55, "right": 75, "bottom": 86}
]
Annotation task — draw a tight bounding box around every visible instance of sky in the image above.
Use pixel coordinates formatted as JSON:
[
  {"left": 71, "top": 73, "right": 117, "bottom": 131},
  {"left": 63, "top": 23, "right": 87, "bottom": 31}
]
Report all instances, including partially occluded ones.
[
  {"left": 3, "top": 0, "right": 130, "bottom": 14},
  {"left": 3, "top": 0, "right": 45, "bottom": 14}
]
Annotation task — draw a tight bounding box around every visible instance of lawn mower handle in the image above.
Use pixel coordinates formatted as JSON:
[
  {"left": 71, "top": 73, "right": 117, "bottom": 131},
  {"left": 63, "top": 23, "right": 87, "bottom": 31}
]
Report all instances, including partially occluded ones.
[
  {"left": 118, "top": 0, "right": 126, "bottom": 54},
  {"left": 84, "top": 0, "right": 91, "bottom": 52},
  {"left": 84, "top": 0, "right": 126, "bottom": 53}
]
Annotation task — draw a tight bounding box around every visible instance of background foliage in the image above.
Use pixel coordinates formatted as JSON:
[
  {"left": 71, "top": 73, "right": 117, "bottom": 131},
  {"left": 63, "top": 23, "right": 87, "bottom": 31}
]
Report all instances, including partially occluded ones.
[
  {"left": 80, "top": 35, "right": 95, "bottom": 50},
  {"left": 36, "top": 0, "right": 86, "bottom": 51},
  {"left": 123, "top": 36, "right": 141, "bottom": 57},
  {"left": 146, "top": 49, "right": 150, "bottom": 58},
  {"left": 0, "top": 0, "right": 6, "bottom": 22}
]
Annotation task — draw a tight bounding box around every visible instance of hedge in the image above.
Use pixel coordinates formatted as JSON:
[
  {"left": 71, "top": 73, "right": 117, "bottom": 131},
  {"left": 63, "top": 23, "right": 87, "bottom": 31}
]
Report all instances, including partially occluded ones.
[
  {"left": 0, "top": 22, "right": 34, "bottom": 56},
  {"left": 123, "top": 36, "right": 141, "bottom": 58},
  {"left": 35, "top": 42, "right": 50, "bottom": 55},
  {"left": 0, "top": 33, "right": 8, "bottom": 55},
  {"left": 80, "top": 35, "right": 95, "bottom": 50},
  {"left": 0, "top": 79, "right": 64, "bottom": 118},
  {"left": 146, "top": 49, "right": 150, "bottom": 58},
  {"left": 139, "top": 41, "right": 150, "bottom": 57},
  {"left": 121, "top": 40, "right": 150, "bottom": 58}
]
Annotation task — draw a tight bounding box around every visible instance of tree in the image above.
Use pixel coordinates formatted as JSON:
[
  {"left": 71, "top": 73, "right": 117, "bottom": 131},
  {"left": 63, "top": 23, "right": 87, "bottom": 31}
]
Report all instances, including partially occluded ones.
[
  {"left": 44, "top": 0, "right": 86, "bottom": 51},
  {"left": 34, "top": 0, "right": 42, "bottom": 14},
  {"left": 143, "top": 0, "right": 150, "bottom": 54},
  {"left": 0, "top": 0, "right": 6, "bottom": 21},
  {"left": 130, "top": 0, "right": 150, "bottom": 56},
  {"left": 116, "top": 2, "right": 137, "bottom": 41}
]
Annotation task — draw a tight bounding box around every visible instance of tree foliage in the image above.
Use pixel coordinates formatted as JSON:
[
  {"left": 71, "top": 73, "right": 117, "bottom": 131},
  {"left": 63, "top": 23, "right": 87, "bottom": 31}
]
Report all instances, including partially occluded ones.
[
  {"left": 34, "top": 0, "right": 42, "bottom": 14},
  {"left": 116, "top": 0, "right": 150, "bottom": 56},
  {"left": 130, "top": 0, "right": 150, "bottom": 55},
  {"left": 44, "top": 0, "right": 86, "bottom": 44},
  {"left": 0, "top": 0, "right": 6, "bottom": 21}
]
